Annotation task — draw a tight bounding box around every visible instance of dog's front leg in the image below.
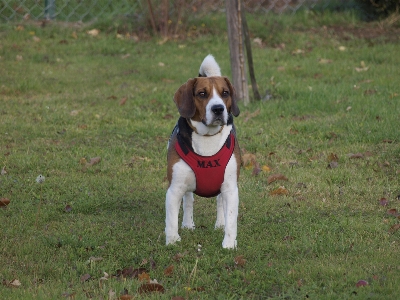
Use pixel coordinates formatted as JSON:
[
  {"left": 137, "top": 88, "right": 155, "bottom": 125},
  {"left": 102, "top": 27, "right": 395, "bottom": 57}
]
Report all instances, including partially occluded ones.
[
  {"left": 165, "top": 187, "right": 183, "bottom": 245},
  {"left": 182, "top": 192, "right": 195, "bottom": 229},
  {"left": 221, "top": 186, "right": 239, "bottom": 249}
]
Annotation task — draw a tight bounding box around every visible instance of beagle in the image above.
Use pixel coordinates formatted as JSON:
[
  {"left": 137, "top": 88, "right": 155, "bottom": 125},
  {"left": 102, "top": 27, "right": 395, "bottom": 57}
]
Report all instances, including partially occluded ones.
[{"left": 165, "top": 55, "right": 241, "bottom": 249}]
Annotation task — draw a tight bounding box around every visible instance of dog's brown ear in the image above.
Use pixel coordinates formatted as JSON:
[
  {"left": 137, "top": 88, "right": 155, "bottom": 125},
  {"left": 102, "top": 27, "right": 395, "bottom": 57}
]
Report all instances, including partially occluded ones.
[
  {"left": 173, "top": 78, "right": 196, "bottom": 118},
  {"left": 224, "top": 77, "right": 240, "bottom": 117}
]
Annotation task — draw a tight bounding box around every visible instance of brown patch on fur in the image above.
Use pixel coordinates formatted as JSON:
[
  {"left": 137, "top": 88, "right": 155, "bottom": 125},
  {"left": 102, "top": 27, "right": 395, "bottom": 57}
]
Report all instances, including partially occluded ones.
[
  {"left": 167, "top": 131, "right": 181, "bottom": 186},
  {"left": 233, "top": 135, "right": 242, "bottom": 180}
]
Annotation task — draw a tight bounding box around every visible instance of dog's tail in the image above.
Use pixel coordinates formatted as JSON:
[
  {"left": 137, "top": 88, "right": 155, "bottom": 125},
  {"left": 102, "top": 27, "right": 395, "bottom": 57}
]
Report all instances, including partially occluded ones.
[{"left": 199, "top": 54, "right": 221, "bottom": 77}]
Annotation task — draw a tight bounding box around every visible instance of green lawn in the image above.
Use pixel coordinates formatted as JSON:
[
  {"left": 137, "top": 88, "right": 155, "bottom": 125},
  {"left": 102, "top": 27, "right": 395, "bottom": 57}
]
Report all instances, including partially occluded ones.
[{"left": 0, "top": 10, "right": 399, "bottom": 299}]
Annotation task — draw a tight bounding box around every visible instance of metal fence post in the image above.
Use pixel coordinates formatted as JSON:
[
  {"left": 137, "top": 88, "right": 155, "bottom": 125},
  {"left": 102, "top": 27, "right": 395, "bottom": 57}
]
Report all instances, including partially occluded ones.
[{"left": 44, "top": 0, "right": 56, "bottom": 20}]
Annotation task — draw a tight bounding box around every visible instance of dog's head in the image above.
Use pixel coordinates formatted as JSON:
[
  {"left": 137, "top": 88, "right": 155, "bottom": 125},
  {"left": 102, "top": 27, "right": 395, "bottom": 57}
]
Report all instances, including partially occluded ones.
[{"left": 173, "top": 76, "right": 240, "bottom": 126}]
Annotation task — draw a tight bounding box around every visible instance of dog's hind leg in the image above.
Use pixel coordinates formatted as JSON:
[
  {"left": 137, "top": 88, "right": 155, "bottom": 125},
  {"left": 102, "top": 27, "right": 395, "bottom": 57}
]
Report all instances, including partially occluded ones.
[
  {"left": 182, "top": 192, "right": 195, "bottom": 229},
  {"left": 215, "top": 194, "right": 225, "bottom": 229}
]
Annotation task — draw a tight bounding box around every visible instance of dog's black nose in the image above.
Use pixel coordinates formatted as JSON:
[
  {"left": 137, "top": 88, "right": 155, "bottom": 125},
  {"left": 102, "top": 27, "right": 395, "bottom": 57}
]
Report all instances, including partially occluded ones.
[{"left": 211, "top": 104, "right": 225, "bottom": 116}]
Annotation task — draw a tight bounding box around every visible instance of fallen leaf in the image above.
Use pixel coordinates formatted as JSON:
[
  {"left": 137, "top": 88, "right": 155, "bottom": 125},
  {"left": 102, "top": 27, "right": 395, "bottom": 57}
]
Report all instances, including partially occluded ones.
[
  {"left": 338, "top": 46, "right": 346, "bottom": 51},
  {"left": 138, "top": 272, "right": 150, "bottom": 283},
  {"left": 70, "top": 110, "right": 80, "bottom": 116},
  {"left": 262, "top": 165, "right": 272, "bottom": 172},
  {"left": 356, "top": 280, "right": 369, "bottom": 287},
  {"left": 242, "top": 153, "right": 256, "bottom": 168},
  {"left": 164, "top": 265, "right": 174, "bottom": 276},
  {"left": 387, "top": 208, "right": 398, "bottom": 217},
  {"left": 269, "top": 186, "right": 289, "bottom": 196},
  {"left": 172, "top": 253, "right": 185, "bottom": 262},
  {"left": 119, "top": 97, "right": 127, "bottom": 105},
  {"left": 0, "top": 198, "right": 10, "bottom": 207},
  {"left": 382, "top": 139, "right": 393, "bottom": 143},
  {"left": 327, "top": 153, "right": 339, "bottom": 162},
  {"left": 64, "top": 204, "right": 72, "bottom": 212},
  {"left": 291, "top": 48, "right": 304, "bottom": 55},
  {"left": 80, "top": 273, "right": 91, "bottom": 283},
  {"left": 1, "top": 167, "right": 7, "bottom": 175},
  {"left": 348, "top": 153, "right": 364, "bottom": 159},
  {"left": 86, "top": 157, "right": 101, "bottom": 167},
  {"left": 378, "top": 198, "right": 389, "bottom": 206},
  {"left": 87, "top": 29, "right": 99, "bottom": 37},
  {"left": 119, "top": 295, "right": 133, "bottom": 300},
  {"left": 267, "top": 174, "right": 288, "bottom": 185},
  {"left": 138, "top": 283, "right": 165, "bottom": 294},
  {"left": 116, "top": 267, "right": 147, "bottom": 279},
  {"left": 234, "top": 255, "right": 247, "bottom": 266},
  {"left": 252, "top": 163, "right": 261, "bottom": 176},
  {"left": 2, "top": 279, "right": 21, "bottom": 288},
  {"left": 253, "top": 37, "right": 263, "bottom": 47},
  {"left": 389, "top": 223, "right": 400, "bottom": 233},
  {"left": 318, "top": 58, "right": 333, "bottom": 64}
]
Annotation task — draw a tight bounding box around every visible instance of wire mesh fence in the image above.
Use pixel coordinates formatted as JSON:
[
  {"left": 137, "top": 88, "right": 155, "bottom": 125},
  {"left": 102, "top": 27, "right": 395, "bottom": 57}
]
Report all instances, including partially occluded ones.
[{"left": 0, "top": 0, "right": 344, "bottom": 23}]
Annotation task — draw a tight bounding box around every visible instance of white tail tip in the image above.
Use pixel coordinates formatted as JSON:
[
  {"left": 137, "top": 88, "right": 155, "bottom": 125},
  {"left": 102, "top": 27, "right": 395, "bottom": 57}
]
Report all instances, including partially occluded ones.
[{"left": 199, "top": 54, "right": 221, "bottom": 77}]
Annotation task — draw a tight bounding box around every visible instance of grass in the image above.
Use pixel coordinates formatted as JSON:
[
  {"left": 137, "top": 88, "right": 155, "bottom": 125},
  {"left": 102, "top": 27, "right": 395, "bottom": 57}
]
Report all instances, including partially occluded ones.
[{"left": 1, "top": 10, "right": 400, "bottom": 299}]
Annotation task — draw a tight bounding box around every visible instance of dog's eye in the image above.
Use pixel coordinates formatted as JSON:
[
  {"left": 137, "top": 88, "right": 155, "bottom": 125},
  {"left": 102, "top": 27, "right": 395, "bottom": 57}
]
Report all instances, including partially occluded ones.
[
  {"left": 198, "top": 91, "right": 207, "bottom": 98},
  {"left": 221, "top": 90, "right": 230, "bottom": 97}
]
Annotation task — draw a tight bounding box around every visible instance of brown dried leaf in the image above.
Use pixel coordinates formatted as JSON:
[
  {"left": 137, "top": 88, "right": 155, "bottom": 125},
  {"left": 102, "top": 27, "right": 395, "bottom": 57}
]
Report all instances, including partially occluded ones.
[
  {"left": 138, "top": 283, "right": 165, "bottom": 294},
  {"left": 64, "top": 204, "right": 72, "bottom": 212},
  {"left": 80, "top": 273, "right": 91, "bottom": 283},
  {"left": 327, "top": 153, "right": 339, "bottom": 162},
  {"left": 242, "top": 153, "right": 256, "bottom": 168},
  {"left": 267, "top": 174, "right": 288, "bottom": 185},
  {"left": 119, "top": 295, "right": 133, "bottom": 300},
  {"left": 389, "top": 223, "right": 400, "bottom": 233},
  {"left": 269, "top": 186, "right": 289, "bottom": 196},
  {"left": 234, "top": 255, "right": 247, "bottom": 266},
  {"left": 356, "top": 280, "right": 369, "bottom": 287},
  {"left": 119, "top": 97, "right": 127, "bottom": 106},
  {"left": 117, "top": 267, "right": 147, "bottom": 279},
  {"left": 252, "top": 163, "right": 261, "bottom": 176},
  {"left": 0, "top": 198, "right": 10, "bottom": 207},
  {"left": 164, "top": 265, "right": 174, "bottom": 276},
  {"left": 387, "top": 208, "right": 399, "bottom": 217},
  {"left": 172, "top": 253, "right": 185, "bottom": 262},
  {"left": 349, "top": 153, "right": 364, "bottom": 159},
  {"left": 378, "top": 198, "right": 389, "bottom": 206},
  {"left": 86, "top": 157, "right": 101, "bottom": 167}
]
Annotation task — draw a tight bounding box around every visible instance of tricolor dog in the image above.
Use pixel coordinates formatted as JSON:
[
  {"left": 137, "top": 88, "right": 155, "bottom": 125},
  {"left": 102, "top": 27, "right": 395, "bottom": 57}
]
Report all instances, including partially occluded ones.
[{"left": 165, "top": 55, "right": 241, "bottom": 249}]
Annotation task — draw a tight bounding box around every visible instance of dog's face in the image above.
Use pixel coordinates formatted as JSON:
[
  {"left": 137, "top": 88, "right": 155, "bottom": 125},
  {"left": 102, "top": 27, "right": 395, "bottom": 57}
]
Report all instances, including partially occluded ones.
[{"left": 174, "top": 77, "right": 240, "bottom": 126}]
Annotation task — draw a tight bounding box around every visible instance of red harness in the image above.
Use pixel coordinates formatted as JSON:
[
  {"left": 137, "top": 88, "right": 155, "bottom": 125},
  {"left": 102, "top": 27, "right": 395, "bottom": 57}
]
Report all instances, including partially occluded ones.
[{"left": 175, "top": 132, "right": 235, "bottom": 198}]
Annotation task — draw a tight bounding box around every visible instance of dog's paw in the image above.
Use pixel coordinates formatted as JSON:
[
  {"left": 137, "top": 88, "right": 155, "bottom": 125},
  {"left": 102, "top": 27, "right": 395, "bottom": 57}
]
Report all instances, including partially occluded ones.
[
  {"left": 214, "top": 223, "right": 224, "bottom": 229},
  {"left": 222, "top": 238, "right": 237, "bottom": 249},
  {"left": 181, "top": 222, "right": 195, "bottom": 230},
  {"left": 166, "top": 235, "right": 181, "bottom": 245}
]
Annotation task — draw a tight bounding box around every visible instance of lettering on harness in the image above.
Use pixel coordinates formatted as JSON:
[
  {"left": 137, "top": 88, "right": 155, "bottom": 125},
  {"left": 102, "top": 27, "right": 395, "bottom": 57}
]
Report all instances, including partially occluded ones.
[{"left": 197, "top": 159, "right": 221, "bottom": 168}]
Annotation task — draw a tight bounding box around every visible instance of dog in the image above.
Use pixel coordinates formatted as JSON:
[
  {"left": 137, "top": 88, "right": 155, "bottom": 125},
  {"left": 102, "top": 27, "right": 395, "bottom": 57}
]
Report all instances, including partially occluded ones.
[{"left": 165, "top": 55, "right": 241, "bottom": 249}]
